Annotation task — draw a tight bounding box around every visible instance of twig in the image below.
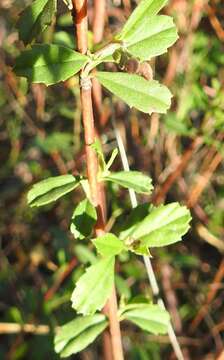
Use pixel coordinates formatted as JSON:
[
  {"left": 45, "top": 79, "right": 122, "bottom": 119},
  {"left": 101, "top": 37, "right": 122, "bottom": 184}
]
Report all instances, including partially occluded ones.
[
  {"left": 0, "top": 323, "right": 50, "bottom": 335},
  {"left": 112, "top": 116, "right": 185, "bottom": 360}
]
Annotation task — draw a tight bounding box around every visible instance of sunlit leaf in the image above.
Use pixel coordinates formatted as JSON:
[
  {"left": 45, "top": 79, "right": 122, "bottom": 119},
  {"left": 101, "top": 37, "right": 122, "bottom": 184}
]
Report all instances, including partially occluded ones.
[
  {"left": 103, "top": 170, "right": 153, "bottom": 194},
  {"left": 126, "top": 202, "right": 191, "bottom": 247},
  {"left": 14, "top": 44, "right": 88, "bottom": 85},
  {"left": 119, "top": 0, "right": 168, "bottom": 39},
  {"left": 119, "top": 15, "right": 178, "bottom": 61},
  {"left": 96, "top": 72, "right": 172, "bottom": 114},
  {"left": 28, "top": 175, "right": 80, "bottom": 207},
  {"left": 71, "top": 257, "right": 115, "bottom": 315},
  {"left": 92, "top": 233, "right": 126, "bottom": 257},
  {"left": 54, "top": 314, "right": 107, "bottom": 357},
  {"left": 120, "top": 303, "right": 170, "bottom": 334}
]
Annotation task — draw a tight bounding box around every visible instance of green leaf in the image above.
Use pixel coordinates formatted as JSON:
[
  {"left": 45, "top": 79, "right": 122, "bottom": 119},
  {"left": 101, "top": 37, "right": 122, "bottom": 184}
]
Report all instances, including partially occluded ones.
[
  {"left": 71, "top": 257, "right": 115, "bottom": 315},
  {"left": 14, "top": 44, "right": 88, "bottom": 86},
  {"left": 92, "top": 233, "right": 126, "bottom": 257},
  {"left": 96, "top": 72, "right": 172, "bottom": 114},
  {"left": 28, "top": 174, "right": 80, "bottom": 207},
  {"left": 120, "top": 15, "right": 178, "bottom": 61},
  {"left": 127, "top": 202, "right": 191, "bottom": 247},
  {"left": 118, "top": 0, "right": 168, "bottom": 39},
  {"left": 119, "top": 203, "right": 152, "bottom": 240},
  {"left": 18, "top": 0, "right": 57, "bottom": 45},
  {"left": 70, "top": 199, "right": 97, "bottom": 240},
  {"left": 120, "top": 303, "right": 170, "bottom": 335},
  {"left": 103, "top": 170, "right": 153, "bottom": 194},
  {"left": 54, "top": 314, "right": 108, "bottom": 357}
]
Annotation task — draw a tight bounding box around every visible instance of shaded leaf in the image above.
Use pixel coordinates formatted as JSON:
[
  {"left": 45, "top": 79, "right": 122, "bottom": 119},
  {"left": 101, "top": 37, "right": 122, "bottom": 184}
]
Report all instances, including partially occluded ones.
[
  {"left": 14, "top": 44, "right": 88, "bottom": 85},
  {"left": 103, "top": 170, "right": 153, "bottom": 194},
  {"left": 54, "top": 314, "right": 107, "bottom": 357},
  {"left": 127, "top": 202, "right": 191, "bottom": 247},
  {"left": 70, "top": 199, "right": 97, "bottom": 240},
  {"left": 120, "top": 303, "right": 170, "bottom": 334},
  {"left": 18, "top": 0, "right": 57, "bottom": 45},
  {"left": 28, "top": 174, "right": 80, "bottom": 207},
  {"left": 96, "top": 72, "right": 172, "bottom": 114},
  {"left": 71, "top": 257, "right": 115, "bottom": 315},
  {"left": 92, "top": 233, "right": 126, "bottom": 257}
]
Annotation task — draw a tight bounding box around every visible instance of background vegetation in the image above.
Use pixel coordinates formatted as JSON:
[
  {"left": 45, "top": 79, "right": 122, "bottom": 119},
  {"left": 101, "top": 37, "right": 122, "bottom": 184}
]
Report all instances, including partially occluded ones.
[{"left": 0, "top": 0, "right": 224, "bottom": 359}]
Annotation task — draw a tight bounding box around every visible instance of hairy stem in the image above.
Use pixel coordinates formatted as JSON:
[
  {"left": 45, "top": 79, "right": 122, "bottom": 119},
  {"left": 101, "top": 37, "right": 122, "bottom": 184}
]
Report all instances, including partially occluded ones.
[{"left": 71, "top": 1, "right": 124, "bottom": 359}]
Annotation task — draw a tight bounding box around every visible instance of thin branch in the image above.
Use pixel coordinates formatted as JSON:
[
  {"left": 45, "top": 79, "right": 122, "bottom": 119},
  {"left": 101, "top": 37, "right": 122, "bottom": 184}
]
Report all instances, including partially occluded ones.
[{"left": 112, "top": 116, "right": 185, "bottom": 360}]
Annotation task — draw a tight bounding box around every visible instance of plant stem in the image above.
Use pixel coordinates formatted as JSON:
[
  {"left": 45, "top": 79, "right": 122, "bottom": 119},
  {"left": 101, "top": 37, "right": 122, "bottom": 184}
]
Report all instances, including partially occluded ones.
[{"left": 71, "top": 1, "right": 124, "bottom": 359}]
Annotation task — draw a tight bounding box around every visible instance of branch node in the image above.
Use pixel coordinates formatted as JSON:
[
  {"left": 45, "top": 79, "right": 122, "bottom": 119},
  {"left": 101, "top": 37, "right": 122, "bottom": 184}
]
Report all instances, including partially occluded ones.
[{"left": 80, "top": 76, "right": 92, "bottom": 90}]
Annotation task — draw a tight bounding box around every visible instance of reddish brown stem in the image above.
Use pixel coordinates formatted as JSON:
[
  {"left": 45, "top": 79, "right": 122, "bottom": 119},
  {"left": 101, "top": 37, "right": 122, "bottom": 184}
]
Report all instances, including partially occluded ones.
[{"left": 71, "top": 1, "right": 124, "bottom": 359}]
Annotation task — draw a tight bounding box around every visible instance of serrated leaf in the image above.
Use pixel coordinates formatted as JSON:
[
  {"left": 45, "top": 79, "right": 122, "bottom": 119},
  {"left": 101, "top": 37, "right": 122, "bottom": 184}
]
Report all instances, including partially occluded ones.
[
  {"left": 121, "top": 303, "right": 170, "bottom": 335},
  {"left": 92, "top": 233, "right": 126, "bottom": 257},
  {"left": 70, "top": 199, "right": 97, "bottom": 240},
  {"left": 54, "top": 314, "right": 107, "bottom": 357},
  {"left": 127, "top": 202, "right": 191, "bottom": 247},
  {"left": 96, "top": 72, "right": 172, "bottom": 114},
  {"left": 14, "top": 44, "right": 88, "bottom": 85},
  {"left": 103, "top": 170, "right": 153, "bottom": 194},
  {"left": 28, "top": 174, "right": 80, "bottom": 207},
  {"left": 71, "top": 257, "right": 115, "bottom": 315},
  {"left": 118, "top": 0, "right": 168, "bottom": 39},
  {"left": 18, "top": 0, "right": 57, "bottom": 45},
  {"left": 120, "top": 15, "right": 178, "bottom": 61}
]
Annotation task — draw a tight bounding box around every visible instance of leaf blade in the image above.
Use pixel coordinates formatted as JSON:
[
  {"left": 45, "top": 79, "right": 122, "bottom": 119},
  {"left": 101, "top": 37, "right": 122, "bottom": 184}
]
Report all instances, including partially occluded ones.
[
  {"left": 119, "top": 0, "right": 168, "bottom": 39},
  {"left": 122, "top": 304, "right": 170, "bottom": 335},
  {"left": 92, "top": 233, "right": 126, "bottom": 257},
  {"left": 96, "top": 72, "right": 172, "bottom": 114},
  {"left": 28, "top": 174, "right": 80, "bottom": 207},
  {"left": 54, "top": 314, "right": 107, "bottom": 356},
  {"left": 70, "top": 199, "right": 97, "bottom": 240},
  {"left": 129, "top": 202, "right": 191, "bottom": 247},
  {"left": 122, "top": 15, "right": 178, "bottom": 61},
  {"left": 14, "top": 44, "right": 88, "bottom": 85},
  {"left": 71, "top": 257, "right": 115, "bottom": 315},
  {"left": 18, "top": 0, "right": 57, "bottom": 45},
  {"left": 103, "top": 170, "right": 153, "bottom": 194}
]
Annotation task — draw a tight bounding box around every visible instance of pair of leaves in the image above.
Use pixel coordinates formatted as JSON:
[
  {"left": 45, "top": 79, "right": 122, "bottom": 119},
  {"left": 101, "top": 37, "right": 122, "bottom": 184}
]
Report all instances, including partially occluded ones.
[
  {"left": 54, "top": 314, "right": 107, "bottom": 357},
  {"left": 54, "top": 302, "right": 170, "bottom": 357},
  {"left": 121, "top": 202, "right": 191, "bottom": 250},
  {"left": 120, "top": 303, "right": 170, "bottom": 335},
  {"left": 28, "top": 174, "right": 80, "bottom": 207},
  {"left": 18, "top": 0, "right": 57, "bottom": 45}
]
